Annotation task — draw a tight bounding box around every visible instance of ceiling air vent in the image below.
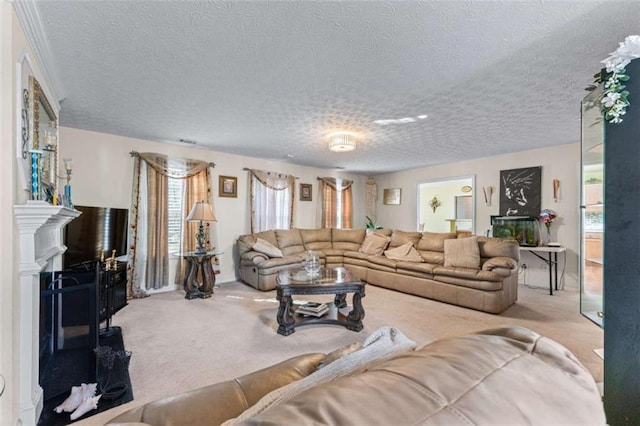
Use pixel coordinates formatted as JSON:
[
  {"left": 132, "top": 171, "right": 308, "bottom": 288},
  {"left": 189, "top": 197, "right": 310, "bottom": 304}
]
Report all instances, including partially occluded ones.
[{"left": 179, "top": 138, "right": 197, "bottom": 145}]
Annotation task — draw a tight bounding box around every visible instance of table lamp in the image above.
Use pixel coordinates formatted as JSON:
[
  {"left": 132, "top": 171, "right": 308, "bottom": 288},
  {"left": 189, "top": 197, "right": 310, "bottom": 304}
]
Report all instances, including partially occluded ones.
[{"left": 186, "top": 201, "right": 217, "bottom": 254}]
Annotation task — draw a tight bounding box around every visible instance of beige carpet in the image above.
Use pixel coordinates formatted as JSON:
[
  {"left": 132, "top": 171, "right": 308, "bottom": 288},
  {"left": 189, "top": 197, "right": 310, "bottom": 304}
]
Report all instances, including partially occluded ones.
[{"left": 78, "top": 281, "right": 603, "bottom": 425}]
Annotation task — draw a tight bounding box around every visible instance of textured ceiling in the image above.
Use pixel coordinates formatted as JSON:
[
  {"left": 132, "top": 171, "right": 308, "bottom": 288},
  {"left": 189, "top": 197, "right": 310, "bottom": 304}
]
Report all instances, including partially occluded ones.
[{"left": 32, "top": 1, "right": 640, "bottom": 175}]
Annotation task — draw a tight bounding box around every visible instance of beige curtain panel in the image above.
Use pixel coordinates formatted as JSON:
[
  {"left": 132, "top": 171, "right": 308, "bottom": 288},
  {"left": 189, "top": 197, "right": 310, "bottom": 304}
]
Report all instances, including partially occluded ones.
[{"left": 318, "top": 177, "right": 353, "bottom": 229}]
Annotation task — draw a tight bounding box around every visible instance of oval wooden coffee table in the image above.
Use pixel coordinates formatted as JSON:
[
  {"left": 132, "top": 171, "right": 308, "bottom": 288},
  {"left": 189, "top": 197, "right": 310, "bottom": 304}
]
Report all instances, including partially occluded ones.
[{"left": 275, "top": 267, "right": 365, "bottom": 336}]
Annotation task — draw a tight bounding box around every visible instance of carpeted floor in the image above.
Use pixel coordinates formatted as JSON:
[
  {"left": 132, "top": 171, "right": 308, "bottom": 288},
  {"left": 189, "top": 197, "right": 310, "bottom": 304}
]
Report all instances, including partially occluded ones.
[{"left": 77, "top": 281, "right": 603, "bottom": 425}]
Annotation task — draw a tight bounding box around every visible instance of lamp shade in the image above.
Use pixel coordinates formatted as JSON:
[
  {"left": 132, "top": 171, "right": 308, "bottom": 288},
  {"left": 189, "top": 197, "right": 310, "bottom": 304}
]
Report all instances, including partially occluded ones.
[
  {"left": 186, "top": 201, "right": 217, "bottom": 222},
  {"left": 328, "top": 133, "right": 356, "bottom": 152}
]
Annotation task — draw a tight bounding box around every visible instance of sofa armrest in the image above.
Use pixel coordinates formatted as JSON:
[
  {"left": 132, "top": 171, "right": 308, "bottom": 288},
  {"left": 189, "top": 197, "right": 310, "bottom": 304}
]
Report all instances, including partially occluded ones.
[
  {"left": 241, "top": 251, "right": 269, "bottom": 263},
  {"left": 482, "top": 256, "right": 518, "bottom": 272},
  {"left": 108, "top": 353, "right": 326, "bottom": 426}
]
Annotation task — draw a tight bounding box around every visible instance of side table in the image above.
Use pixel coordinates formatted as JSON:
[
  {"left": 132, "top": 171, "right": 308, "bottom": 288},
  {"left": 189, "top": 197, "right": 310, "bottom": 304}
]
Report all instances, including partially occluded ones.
[{"left": 181, "top": 251, "right": 221, "bottom": 299}]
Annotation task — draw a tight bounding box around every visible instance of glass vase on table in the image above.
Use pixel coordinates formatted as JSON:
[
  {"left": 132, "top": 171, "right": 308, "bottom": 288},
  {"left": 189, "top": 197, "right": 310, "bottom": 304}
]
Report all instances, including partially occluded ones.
[{"left": 304, "top": 250, "right": 320, "bottom": 276}]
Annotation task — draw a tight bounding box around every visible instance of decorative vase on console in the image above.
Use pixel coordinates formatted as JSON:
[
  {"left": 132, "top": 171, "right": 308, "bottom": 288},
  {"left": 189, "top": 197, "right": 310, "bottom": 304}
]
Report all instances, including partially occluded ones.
[{"left": 539, "top": 209, "right": 557, "bottom": 246}]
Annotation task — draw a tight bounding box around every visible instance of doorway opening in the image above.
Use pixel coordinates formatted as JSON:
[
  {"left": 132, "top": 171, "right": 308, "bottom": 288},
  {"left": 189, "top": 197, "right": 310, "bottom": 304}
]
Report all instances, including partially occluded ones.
[{"left": 416, "top": 176, "right": 475, "bottom": 234}]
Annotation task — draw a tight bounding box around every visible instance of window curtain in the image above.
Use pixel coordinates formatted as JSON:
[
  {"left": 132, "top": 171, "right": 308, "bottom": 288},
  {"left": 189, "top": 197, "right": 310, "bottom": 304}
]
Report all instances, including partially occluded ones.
[
  {"left": 128, "top": 152, "right": 212, "bottom": 298},
  {"left": 248, "top": 169, "right": 295, "bottom": 233},
  {"left": 318, "top": 177, "right": 353, "bottom": 228}
]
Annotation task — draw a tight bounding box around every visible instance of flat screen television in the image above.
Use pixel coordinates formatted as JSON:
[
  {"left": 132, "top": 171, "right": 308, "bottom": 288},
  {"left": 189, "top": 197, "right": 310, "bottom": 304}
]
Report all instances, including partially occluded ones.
[{"left": 64, "top": 205, "right": 129, "bottom": 269}]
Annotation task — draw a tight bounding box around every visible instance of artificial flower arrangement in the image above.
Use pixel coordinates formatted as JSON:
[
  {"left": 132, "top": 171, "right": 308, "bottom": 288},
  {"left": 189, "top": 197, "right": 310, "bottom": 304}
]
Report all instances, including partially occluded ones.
[
  {"left": 587, "top": 35, "right": 640, "bottom": 123},
  {"left": 539, "top": 209, "right": 557, "bottom": 238},
  {"left": 429, "top": 196, "right": 441, "bottom": 213}
]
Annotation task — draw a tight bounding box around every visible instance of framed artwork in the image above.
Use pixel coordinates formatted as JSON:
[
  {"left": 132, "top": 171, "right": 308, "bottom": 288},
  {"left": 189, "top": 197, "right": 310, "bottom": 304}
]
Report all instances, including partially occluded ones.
[
  {"left": 300, "top": 183, "right": 312, "bottom": 201},
  {"left": 499, "top": 166, "right": 541, "bottom": 216},
  {"left": 219, "top": 175, "right": 237, "bottom": 198},
  {"left": 383, "top": 188, "right": 401, "bottom": 205}
]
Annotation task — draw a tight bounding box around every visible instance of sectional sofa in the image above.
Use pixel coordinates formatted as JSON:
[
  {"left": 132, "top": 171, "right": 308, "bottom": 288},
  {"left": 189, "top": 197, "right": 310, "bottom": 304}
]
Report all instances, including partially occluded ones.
[{"left": 237, "top": 228, "right": 520, "bottom": 314}]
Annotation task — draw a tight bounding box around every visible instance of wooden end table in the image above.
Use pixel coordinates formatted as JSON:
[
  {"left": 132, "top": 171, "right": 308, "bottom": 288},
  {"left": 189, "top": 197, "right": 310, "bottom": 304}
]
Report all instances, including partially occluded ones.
[
  {"left": 275, "top": 267, "right": 365, "bottom": 336},
  {"left": 181, "top": 251, "right": 221, "bottom": 299}
]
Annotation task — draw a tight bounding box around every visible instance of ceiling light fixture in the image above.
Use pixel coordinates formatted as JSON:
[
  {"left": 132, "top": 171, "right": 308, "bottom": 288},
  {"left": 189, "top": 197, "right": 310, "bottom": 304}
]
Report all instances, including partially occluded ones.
[{"left": 328, "top": 132, "right": 356, "bottom": 152}]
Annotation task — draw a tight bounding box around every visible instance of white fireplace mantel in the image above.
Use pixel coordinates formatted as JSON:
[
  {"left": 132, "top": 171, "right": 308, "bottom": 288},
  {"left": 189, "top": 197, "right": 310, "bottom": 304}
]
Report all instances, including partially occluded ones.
[{"left": 14, "top": 200, "right": 81, "bottom": 425}]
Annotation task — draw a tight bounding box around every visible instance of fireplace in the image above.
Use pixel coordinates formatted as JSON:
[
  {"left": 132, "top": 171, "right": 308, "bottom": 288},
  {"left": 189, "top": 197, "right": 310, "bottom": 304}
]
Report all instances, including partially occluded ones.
[{"left": 14, "top": 201, "right": 81, "bottom": 425}]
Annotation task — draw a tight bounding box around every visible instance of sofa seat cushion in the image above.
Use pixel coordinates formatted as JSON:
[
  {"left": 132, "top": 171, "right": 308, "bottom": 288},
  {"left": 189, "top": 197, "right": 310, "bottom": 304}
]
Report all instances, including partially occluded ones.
[
  {"left": 396, "top": 261, "right": 437, "bottom": 277},
  {"left": 300, "top": 228, "right": 332, "bottom": 251},
  {"left": 343, "top": 251, "right": 370, "bottom": 267},
  {"left": 367, "top": 255, "right": 397, "bottom": 272},
  {"left": 240, "top": 327, "right": 604, "bottom": 426},
  {"left": 253, "top": 255, "right": 305, "bottom": 275}
]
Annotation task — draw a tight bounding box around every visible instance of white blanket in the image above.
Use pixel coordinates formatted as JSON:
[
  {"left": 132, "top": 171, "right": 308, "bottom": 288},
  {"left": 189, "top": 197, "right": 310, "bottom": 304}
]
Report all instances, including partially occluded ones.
[{"left": 224, "top": 327, "right": 416, "bottom": 425}]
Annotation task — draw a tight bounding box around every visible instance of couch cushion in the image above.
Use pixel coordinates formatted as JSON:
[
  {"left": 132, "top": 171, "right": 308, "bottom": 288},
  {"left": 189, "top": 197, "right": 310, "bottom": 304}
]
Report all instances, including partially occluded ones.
[
  {"left": 275, "top": 229, "right": 305, "bottom": 256},
  {"left": 359, "top": 232, "right": 391, "bottom": 255},
  {"left": 416, "top": 232, "right": 457, "bottom": 252},
  {"left": 237, "top": 230, "right": 278, "bottom": 256},
  {"left": 444, "top": 236, "right": 480, "bottom": 269},
  {"left": 388, "top": 230, "right": 422, "bottom": 248},
  {"left": 252, "top": 238, "right": 284, "bottom": 258},
  {"left": 300, "top": 228, "right": 332, "bottom": 251},
  {"left": 419, "top": 251, "right": 445, "bottom": 265},
  {"left": 384, "top": 242, "right": 424, "bottom": 262},
  {"left": 331, "top": 228, "right": 366, "bottom": 251},
  {"left": 477, "top": 236, "right": 520, "bottom": 261}
]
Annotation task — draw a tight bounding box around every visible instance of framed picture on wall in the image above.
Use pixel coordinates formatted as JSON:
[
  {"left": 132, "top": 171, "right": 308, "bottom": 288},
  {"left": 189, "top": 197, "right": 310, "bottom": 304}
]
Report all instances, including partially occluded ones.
[
  {"left": 499, "top": 166, "right": 541, "bottom": 216},
  {"left": 219, "top": 175, "right": 237, "bottom": 198},
  {"left": 300, "top": 183, "right": 312, "bottom": 201},
  {"left": 383, "top": 188, "right": 401, "bottom": 205}
]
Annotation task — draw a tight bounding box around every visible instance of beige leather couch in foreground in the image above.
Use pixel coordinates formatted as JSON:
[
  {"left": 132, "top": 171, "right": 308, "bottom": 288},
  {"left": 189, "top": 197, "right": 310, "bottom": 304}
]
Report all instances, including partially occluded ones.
[
  {"left": 108, "top": 327, "right": 605, "bottom": 425},
  {"left": 237, "top": 228, "right": 520, "bottom": 313}
]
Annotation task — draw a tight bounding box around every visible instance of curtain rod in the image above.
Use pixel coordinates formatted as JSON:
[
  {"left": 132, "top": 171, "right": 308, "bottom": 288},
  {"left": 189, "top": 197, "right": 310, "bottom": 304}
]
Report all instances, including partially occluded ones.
[
  {"left": 129, "top": 151, "right": 215, "bottom": 167},
  {"left": 243, "top": 167, "right": 299, "bottom": 179}
]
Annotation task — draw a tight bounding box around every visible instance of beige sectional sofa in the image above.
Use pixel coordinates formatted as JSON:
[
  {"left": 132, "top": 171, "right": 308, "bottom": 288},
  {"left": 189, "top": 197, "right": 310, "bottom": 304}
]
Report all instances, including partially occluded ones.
[{"left": 237, "top": 228, "right": 520, "bottom": 314}]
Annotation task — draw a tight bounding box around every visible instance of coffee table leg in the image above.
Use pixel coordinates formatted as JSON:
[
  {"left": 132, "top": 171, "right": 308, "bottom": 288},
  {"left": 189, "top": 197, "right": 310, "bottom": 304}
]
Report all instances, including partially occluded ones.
[
  {"left": 277, "top": 294, "right": 296, "bottom": 336},
  {"left": 334, "top": 293, "right": 347, "bottom": 309},
  {"left": 346, "top": 290, "right": 365, "bottom": 331}
]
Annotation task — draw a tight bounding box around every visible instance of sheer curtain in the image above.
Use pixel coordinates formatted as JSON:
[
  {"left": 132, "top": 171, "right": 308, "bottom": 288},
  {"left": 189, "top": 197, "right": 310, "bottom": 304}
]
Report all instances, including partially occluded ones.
[
  {"left": 128, "top": 152, "right": 212, "bottom": 298},
  {"left": 319, "top": 177, "right": 353, "bottom": 228},
  {"left": 248, "top": 169, "right": 295, "bottom": 233}
]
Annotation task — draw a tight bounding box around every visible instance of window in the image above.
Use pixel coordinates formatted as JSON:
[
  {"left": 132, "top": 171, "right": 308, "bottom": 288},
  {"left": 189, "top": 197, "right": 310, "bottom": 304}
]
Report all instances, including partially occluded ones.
[
  {"left": 249, "top": 170, "right": 295, "bottom": 233},
  {"left": 167, "top": 177, "right": 185, "bottom": 254},
  {"left": 320, "top": 178, "right": 353, "bottom": 228}
]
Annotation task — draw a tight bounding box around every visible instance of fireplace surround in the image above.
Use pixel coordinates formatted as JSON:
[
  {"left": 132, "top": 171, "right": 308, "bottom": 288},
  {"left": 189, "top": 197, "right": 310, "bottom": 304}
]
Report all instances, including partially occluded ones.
[{"left": 14, "top": 200, "right": 81, "bottom": 425}]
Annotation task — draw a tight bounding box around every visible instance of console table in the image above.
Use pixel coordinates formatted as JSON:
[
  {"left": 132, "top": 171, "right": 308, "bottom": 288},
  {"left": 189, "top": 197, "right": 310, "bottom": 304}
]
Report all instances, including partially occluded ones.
[
  {"left": 181, "top": 251, "right": 221, "bottom": 299},
  {"left": 519, "top": 246, "right": 566, "bottom": 295}
]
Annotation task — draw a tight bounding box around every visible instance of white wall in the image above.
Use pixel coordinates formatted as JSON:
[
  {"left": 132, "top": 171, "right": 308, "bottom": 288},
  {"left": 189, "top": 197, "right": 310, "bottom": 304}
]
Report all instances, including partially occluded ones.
[
  {"left": 374, "top": 143, "right": 581, "bottom": 290},
  {"left": 59, "top": 127, "right": 368, "bottom": 284}
]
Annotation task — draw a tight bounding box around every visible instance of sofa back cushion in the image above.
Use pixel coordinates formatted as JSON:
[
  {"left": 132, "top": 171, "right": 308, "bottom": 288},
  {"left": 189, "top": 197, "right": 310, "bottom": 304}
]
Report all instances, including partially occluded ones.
[
  {"left": 444, "top": 236, "right": 481, "bottom": 269},
  {"left": 477, "top": 236, "right": 520, "bottom": 261},
  {"left": 332, "top": 229, "right": 366, "bottom": 251},
  {"left": 237, "top": 230, "right": 278, "bottom": 256},
  {"left": 359, "top": 232, "right": 391, "bottom": 255},
  {"left": 300, "top": 228, "right": 332, "bottom": 251},
  {"left": 388, "top": 230, "right": 422, "bottom": 249},
  {"left": 275, "top": 229, "right": 305, "bottom": 256},
  {"left": 416, "top": 232, "right": 457, "bottom": 252}
]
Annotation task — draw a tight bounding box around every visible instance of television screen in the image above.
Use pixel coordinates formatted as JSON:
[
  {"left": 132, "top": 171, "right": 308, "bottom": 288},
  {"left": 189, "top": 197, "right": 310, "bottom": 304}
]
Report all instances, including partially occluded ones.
[{"left": 64, "top": 205, "right": 129, "bottom": 269}]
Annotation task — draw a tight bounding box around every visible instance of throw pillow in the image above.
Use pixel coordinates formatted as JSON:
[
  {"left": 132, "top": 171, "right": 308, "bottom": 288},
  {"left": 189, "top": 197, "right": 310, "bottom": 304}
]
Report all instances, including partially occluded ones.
[
  {"left": 384, "top": 241, "right": 424, "bottom": 262},
  {"left": 252, "top": 238, "right": 283, "bottom": 258},
  {"left": 444, "top": 236, "right": 480, "bottom": 269},
  {"left": 359, "top": 232, "right": 391, "bottom": 255}
]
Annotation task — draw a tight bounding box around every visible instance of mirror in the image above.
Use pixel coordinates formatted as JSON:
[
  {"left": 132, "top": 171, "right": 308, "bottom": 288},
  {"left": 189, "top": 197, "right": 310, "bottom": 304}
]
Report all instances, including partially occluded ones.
[
  {"left": 416, "top": 175, "right": 475, "bottom": 234},
  {"left": 30, "top": 76, "right": 58, "bottom": 202}
]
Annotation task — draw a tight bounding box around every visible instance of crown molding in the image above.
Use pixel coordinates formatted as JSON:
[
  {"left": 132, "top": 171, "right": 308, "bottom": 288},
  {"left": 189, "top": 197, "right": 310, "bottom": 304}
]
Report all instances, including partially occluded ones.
[{"left": 12, "top": 0, "right": 64, "bottom": 108}]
